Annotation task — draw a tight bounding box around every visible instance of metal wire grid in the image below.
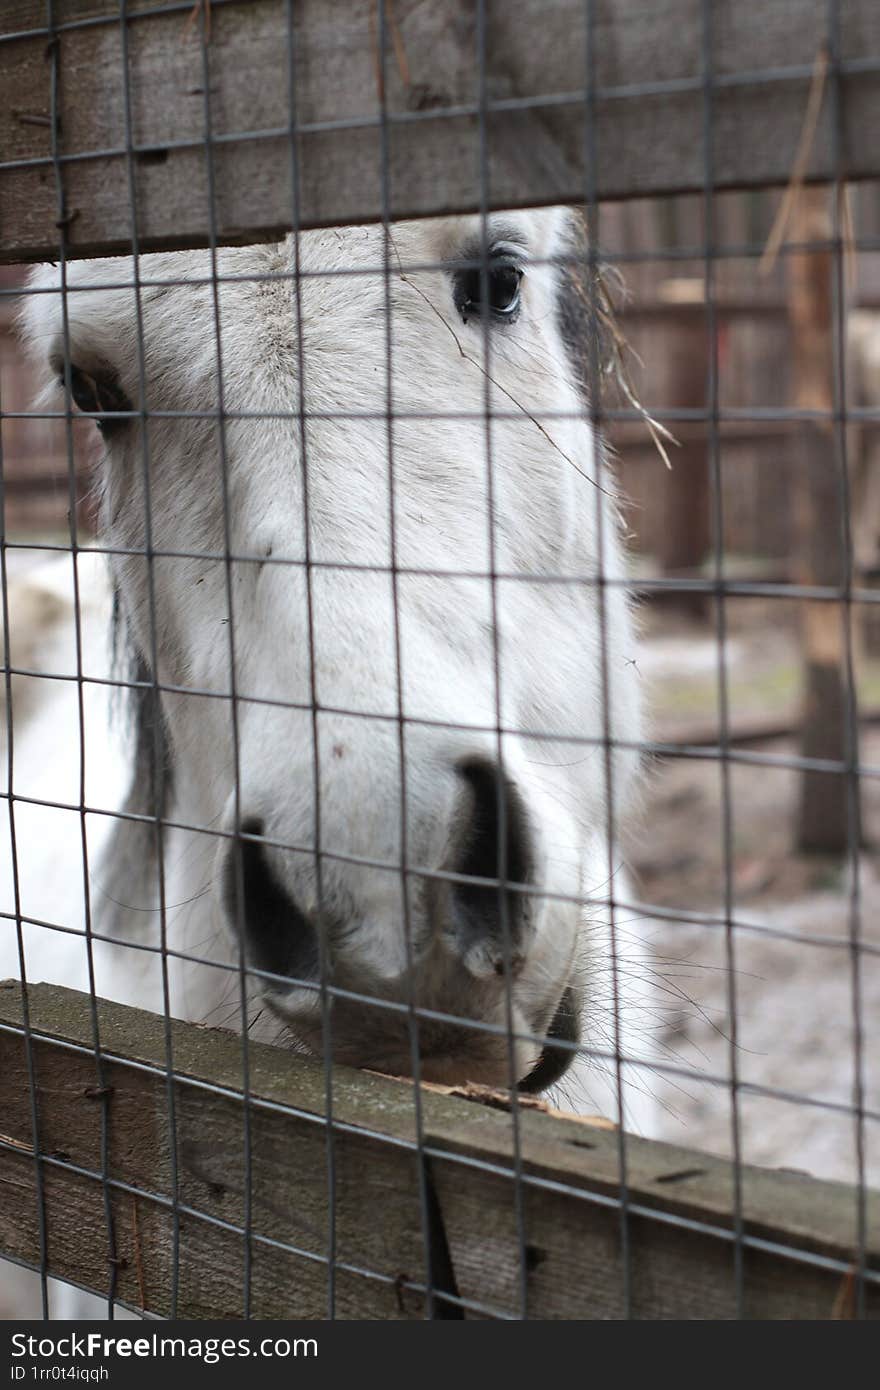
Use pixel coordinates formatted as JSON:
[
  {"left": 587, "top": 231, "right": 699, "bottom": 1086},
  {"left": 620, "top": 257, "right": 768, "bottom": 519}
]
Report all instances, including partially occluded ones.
[{"left": 0, "top": 0, "right": 874, "bottom": 1319}]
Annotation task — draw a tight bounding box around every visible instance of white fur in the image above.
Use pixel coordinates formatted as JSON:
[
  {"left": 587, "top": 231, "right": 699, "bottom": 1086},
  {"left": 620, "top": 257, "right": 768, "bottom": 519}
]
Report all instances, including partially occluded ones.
[{"left": 4, "top": 211, "right": 655, "bottom": 1315}]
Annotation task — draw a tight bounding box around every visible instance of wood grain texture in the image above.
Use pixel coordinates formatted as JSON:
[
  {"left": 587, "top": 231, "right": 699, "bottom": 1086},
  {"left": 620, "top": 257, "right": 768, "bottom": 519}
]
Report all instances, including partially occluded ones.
[
  {"left": 0, "top": 980, "right": 877, "bottom": 1318},
  {"left": 1, "top": 0, "right": 880, "bottom": 261}
]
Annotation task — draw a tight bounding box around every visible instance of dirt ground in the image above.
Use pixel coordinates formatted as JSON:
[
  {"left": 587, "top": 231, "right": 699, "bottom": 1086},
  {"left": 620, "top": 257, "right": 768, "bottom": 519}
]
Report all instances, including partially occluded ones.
[{"left": 626, "top": 602, "right": 880, "bottom": 1188}]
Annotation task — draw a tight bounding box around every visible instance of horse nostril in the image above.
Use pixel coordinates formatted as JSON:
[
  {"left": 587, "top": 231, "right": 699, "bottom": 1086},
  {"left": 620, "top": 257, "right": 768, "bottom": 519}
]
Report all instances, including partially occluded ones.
[
  {"left": 451, "top": 758, "right": 533, "bottom": 971},
  {"left": 226, "top": 817, "right": 319, "bottom": 987}
]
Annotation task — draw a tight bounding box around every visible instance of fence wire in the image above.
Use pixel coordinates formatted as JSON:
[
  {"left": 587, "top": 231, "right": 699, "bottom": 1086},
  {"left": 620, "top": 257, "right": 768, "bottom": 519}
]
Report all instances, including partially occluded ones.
[{"left": 0, "top": 0, "right": 876, "bottom": 1321}]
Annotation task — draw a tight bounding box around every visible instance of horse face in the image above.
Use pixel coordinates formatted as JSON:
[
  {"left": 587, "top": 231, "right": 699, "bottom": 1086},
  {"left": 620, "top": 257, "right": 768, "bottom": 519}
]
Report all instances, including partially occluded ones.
[{"left": 24, "top": 210, "right": 642, "bottom": 1091}]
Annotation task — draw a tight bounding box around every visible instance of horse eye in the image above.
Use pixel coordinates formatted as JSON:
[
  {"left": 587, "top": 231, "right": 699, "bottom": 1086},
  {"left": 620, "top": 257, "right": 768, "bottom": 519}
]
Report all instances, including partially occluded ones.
[
  {"left": 60, "top": 363, "right": 132, "bottom": 434},
  {"left": 455, "top": 252, "right": 523, "bottom": 325}
]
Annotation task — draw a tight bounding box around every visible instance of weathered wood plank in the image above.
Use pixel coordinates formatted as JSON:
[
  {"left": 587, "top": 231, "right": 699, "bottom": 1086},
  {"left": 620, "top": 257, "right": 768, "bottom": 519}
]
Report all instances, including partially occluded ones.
[
  {"left": 2, "top": 0, "right": 880, "bottom": 262},
  {"left": 0, "top": 980, "right": 878, "bottom": 1318}
]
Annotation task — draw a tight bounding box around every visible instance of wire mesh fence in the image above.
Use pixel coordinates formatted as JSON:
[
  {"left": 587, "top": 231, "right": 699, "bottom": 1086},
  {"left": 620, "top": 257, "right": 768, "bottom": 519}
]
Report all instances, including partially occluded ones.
[{"left": 0, "top": 0, "right": 878, "bottom": 1320}]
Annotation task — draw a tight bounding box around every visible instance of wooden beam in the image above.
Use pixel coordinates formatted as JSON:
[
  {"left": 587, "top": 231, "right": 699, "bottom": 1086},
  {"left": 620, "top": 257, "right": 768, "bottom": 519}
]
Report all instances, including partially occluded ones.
[
  {"left": 787, "top": 187, "right": 861, "bottom": 853},
  {"left": 0, "top": 980, "right": 877, "bottom": 1318},
  {"left": 2, "top": 0, "right": 880, "bottom": 262}
]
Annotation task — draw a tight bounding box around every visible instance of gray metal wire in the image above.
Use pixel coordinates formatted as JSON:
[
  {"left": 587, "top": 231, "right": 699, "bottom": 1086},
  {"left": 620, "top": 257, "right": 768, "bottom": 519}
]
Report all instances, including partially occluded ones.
[
  {"left": 45, "top": 0, "right": 120, "bottom": 1319},
  {"left": 116, "top": 0, "right": 183, "bottom": 1318},
  {"left": 0, "top": 0, "right": 876, "bottom": 1322},
  {"left": 826, "top": 0, "right": 869, "bottom": 1317}
]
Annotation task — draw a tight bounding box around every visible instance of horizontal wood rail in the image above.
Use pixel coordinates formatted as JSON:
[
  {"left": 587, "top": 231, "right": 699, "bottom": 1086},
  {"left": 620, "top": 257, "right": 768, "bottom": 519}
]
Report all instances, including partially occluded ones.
[
  {"left": 2, "top": 0, "right": 880, "bottom": 262},
  {"left": 0, "top": 980, "right": 877, "bottom": 1318}
]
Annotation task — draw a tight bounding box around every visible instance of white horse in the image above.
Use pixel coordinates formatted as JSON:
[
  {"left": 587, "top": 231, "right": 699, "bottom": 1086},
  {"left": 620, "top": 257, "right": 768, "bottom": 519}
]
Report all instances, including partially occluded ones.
[{"left": 4, "top": 208, "right": 654, "bottom": 1315}]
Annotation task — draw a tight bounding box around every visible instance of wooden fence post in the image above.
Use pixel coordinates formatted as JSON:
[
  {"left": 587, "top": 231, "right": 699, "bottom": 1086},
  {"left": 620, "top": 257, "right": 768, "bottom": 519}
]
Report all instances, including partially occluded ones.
[{"left": 788, "top": 186, "right": 861, "bottom": 852}]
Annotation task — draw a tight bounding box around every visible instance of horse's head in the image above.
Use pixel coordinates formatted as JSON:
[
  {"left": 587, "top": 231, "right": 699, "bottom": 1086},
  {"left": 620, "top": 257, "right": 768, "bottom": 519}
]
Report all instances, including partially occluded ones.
[{"left": 23, "top": 209, "right": 642, "bottom": 1091}]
